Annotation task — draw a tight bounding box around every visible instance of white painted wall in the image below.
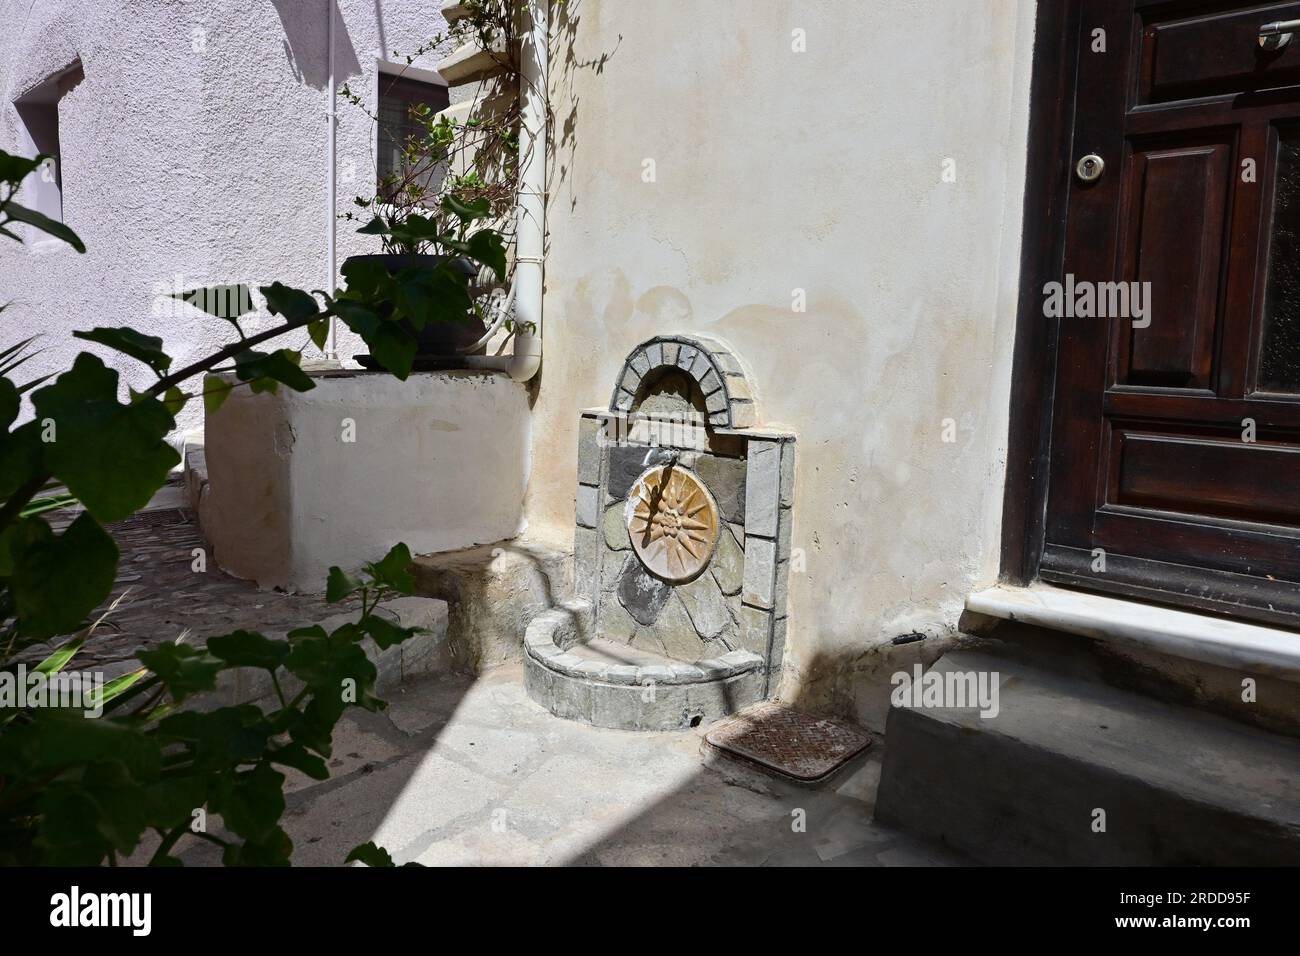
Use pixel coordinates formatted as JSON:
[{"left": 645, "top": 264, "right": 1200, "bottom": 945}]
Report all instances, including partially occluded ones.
[
  {"left": 0, "top": 0, "right": 453, "bottom": 435},
  {"left": 200, "top": 370, "right": 532, "bottom": 592},
  {"left": 529, "top": 0, "right": 1038, "bottom": 723}
]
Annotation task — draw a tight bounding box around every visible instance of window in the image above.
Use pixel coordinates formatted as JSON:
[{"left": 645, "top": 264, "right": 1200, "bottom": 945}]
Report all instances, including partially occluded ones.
[
  {"left": 13, "top": 61, "right": 84, "bottom": 226},
  {"left": 375, "top": 70, "right": 449, "bottom": 203}
]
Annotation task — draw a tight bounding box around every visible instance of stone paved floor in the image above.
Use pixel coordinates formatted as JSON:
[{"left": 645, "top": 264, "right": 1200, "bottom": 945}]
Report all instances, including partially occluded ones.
[
  {"left": 26, "top": 482, "right": 357, "bottom": 671},
  {"left": 177, "top": 662, "right": 970, "bottom": 867}
]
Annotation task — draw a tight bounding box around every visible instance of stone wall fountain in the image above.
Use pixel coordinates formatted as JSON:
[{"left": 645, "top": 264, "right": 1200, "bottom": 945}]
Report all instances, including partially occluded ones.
[{"left": 525, "top": 334, "right": 796, "bottom": 731}]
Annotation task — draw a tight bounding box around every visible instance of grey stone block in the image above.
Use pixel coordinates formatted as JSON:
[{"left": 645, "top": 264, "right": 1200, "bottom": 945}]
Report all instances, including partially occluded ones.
[
  {"left": 646, "top": 342, "right": 663, "bottom": 368},
  {"left": 653, "top": 592, "right": 707, "bottom": 661},
  {"left": 742, "top": 536, "right": 776, "bottom": 609},
  {"left": 630, "top": 349, "right": 650, "bottom": 376},
  {"left": 777, "top": 507, "right": 794, "bottom": 562},
  {"left": 678, "top": 570, "right": 731, "bottom": 641},
  {"left": 724, "top": 372, "right": 752, "bottom": 402},
  {"left": 693, "top": 454, "right": 746, "bottom": 525},
  {"left": 773, "top": 558, "right": 789, "bottom": 620},
  {"left": 603, "top": 502, "right": 631, "bottom": 551},
  {"left": 705, "top": 388, "right": 727, "bottom": 414},
  {"left": 779, "top": 441, "right": 796, "bottom": 508},
  {"left": 677, "top": 344, "right": 699, "bottom": 373},
  {"left": 606, "top": 444, "right": 676, "bottom": 501},
  {"left": 576, "top": 484, "right": 599, "bottom": 529},
  {"left": 738, "top": 603, "right": 772, "bottom": 657},
  {"left": 700, "top": 367, "right": 722, "bottom": 396},
  {"left": 574, "top": 526, "right": 599, "bottom": 600},
  {"left": 709, "top": 524, "right": 744, "bottom": 596},
  {"left": 729, "top": 400, "right": 756, "bottom": 428},
  {"left": 577, "top": 416, "right": 601, "bottom": 486},
  {"left": 768, "top": 618, "right": 787, "bottom": 678},
  {"left": 662, "top": 342, "right": 679, "bottom": 366},
  {"left": 618, "top": 561, "right": 671, "bottom": 625},
  {"left": 744, "top": 440, "right": 781, "bottom": 537}
]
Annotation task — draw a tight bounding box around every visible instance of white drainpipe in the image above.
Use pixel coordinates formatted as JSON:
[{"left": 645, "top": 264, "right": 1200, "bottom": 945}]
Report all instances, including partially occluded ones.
[
  {"left": 324, "top": 0, "right": 339, "bottom": 360},
  {"left": 464, "top": 0, "right": 546, "bottom": 382}
]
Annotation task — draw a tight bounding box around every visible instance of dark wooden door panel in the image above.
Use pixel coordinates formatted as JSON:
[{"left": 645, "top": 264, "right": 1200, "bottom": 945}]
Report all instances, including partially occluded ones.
[
  {"left": 1040, "top": 0, "right": 1300, "bottom": 626},
  {"left": 1111, "top": 429, "right": 1300, "bottom": 523},
  {"left": 1140, "top": 1, "right": 1300, "bottom": 105},
  {"left": 1115, "top": 136, "right": 1233, "bottom": 388}
]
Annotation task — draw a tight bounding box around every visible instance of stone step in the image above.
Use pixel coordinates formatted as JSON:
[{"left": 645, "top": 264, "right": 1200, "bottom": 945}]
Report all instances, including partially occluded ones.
[{"left": 875, "top": 649, "right": 1300, "bottom": 865}]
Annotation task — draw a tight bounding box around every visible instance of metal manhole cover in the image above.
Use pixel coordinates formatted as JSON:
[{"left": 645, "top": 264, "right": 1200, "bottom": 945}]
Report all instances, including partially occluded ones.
[{"left": 705, "top": 701, "right": 872, "bottom": 783}]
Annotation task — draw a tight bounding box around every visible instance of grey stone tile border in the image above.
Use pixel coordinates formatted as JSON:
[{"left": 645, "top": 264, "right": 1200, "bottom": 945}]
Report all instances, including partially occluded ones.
[{"left": 524, "top": 610, "right": 762, "bottom": 686}]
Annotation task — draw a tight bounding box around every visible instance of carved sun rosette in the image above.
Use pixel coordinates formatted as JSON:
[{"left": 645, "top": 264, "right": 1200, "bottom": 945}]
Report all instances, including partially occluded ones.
[{"left": 626, "top": 465, "right": 720, "bottom": 583}]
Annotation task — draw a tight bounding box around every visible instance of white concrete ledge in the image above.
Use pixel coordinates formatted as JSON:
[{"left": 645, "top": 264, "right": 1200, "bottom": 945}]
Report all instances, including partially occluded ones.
[{"left": 966, "top": 584, "right": 1300, "bottom": 683}]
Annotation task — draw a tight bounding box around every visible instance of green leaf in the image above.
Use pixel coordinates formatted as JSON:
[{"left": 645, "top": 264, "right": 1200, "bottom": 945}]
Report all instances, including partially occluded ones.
[
  {"left": 207, "top": 630, "right": 289, "bottom": 670},
  {"left": 332, "top": 300, "right": 381, "bottom": 338},
  {"left": 232, "top": 348, "right": 315, "bottom": 394},
  {"left": 284, "top": 625, "right": 379, "bottom": 718},
  {"left": 160, "top": 386, "right": 188, "bottom": 415},
  {"left": 326, "top": 566, "right": 365, "bottom": 603},
  {"left": 0, "top": 420, "right": 44, "bottom": 505},
  {"left": 156, "top": 706, "right": 275, "bottom": 772},
  {"left": 0, "top": 151, "right": 43, "bottom": 184},
  {"left": 346, "top": 841, "right": 395, "bottom": 867},
  {"left": 169, "top": 284, "right": 255, "bottom": 321},
  {"left": 441, "top": 194, "right": 491, "bottom": 225},
  {"left": 307, "top": 318, "right": 330, "bottom": 352},
  {"left": 137, "top": 644, "right": 223, "bottom": 703},
  {"left": 356, "top": 215, "right": 391, "bottom": 236},
  {"left": 222, "top": 826, "right": 293, "bottom": 867},
  {"left": 367, "top": 542, "right": 415, "bottom": 594},
  {"left": 33, "top": 634, "right": 86, "bottom": 675},
  {"left": 73, "top": 327, "right": 172, "bottom": 375},
  {"left": 9, "top": 514, "right": 119, "bottom": 639},
  {"left": 203, "top": 374, "right": 234, "bottom": 414},
  {"left": 3, "top": 199, "right": 85, "bottom": 252},
  {"left": 456, "top": 229, "right": 507, "bottom": 282},
  {"left": 361, "top": 322, "right": 417, "bottom": 380},
  {"left": 32, "top": 353, "right": 179, "bottom": 522},
  {"left": 260, "top": 282, "right": 321, "bottom": 323},
  {"left": 360, "top": 614, "right": 418, "bottom": 650},
  {"left": 212, "top": 763, "right": 285, "bottom": 843},
  {"left": 340, "top": 258, "right": 391, "bottom": 297},
  {"left": 0, "top": 376, "right": 19, "bottom": 429},
  {"left": 267, "top": 741, "right": 329, "bottom": 780}
]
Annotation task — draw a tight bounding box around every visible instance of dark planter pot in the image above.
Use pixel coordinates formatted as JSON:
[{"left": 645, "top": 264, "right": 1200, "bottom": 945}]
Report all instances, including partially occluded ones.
[{"left": 345, "top": 253, "right": 487, "bottom": 370}]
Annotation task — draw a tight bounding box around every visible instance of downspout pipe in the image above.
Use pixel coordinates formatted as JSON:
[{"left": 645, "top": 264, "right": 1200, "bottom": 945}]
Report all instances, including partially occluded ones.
[
  {"left": 324, "top": 0, "right": 339, "bottom": 360},
  {"left": 464, "top": 0, "right": 546, "bottom": 382}
]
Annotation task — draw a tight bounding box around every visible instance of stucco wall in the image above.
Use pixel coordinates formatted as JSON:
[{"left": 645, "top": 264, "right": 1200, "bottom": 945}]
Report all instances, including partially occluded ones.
[
  {"left": 530, "top": 0, "right": 1037, "bottom": 723},
  {"left": 0, "top": 0, "right": 452, "bottom": 435}
]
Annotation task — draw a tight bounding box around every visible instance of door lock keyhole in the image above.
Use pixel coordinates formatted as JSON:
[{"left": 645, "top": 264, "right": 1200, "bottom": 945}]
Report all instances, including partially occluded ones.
[{"left": 1076, "top": 154, "right": 1105, "bottom": 183}]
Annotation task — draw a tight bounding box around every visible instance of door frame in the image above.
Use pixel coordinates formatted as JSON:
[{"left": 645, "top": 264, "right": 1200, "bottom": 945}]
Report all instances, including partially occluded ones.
[{"left": 1000, "top": 0, "right": 1084, "bottom": 585}]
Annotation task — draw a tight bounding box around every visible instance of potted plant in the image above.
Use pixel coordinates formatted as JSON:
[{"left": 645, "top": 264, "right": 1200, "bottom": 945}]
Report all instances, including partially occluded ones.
[{"left": 339, "top": 189, "right": 506, "bottom": 372}]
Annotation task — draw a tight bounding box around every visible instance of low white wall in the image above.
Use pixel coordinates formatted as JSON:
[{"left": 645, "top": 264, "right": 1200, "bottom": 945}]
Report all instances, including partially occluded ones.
[{"left": 200, "top": 370, "right": 531, "bottom": 592}]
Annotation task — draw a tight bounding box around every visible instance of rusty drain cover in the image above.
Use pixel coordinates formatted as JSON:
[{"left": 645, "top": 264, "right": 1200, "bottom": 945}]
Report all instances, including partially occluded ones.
[{"left": 704, "top": 701, "right": 872, "bottom": 783}]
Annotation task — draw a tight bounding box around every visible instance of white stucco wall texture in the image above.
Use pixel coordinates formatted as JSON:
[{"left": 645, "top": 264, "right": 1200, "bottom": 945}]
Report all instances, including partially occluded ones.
[
  {"left": 530, "top": 0, "right": 1037, "bottom": 723},
  {"left": 0, "top": 0, "right": 453, "bottom": 436}
]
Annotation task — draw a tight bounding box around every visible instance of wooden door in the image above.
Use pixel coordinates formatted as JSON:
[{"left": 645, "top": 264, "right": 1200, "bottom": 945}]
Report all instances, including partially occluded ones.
[{"left": 1040, "top": 0, "right": 1300, "bottom": 625}]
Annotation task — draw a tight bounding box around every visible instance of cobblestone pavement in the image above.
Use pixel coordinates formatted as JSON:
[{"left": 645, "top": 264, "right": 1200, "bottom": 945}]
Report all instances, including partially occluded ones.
[{"left": 25, "top": 481, "right": 358, "bottom": 671}]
